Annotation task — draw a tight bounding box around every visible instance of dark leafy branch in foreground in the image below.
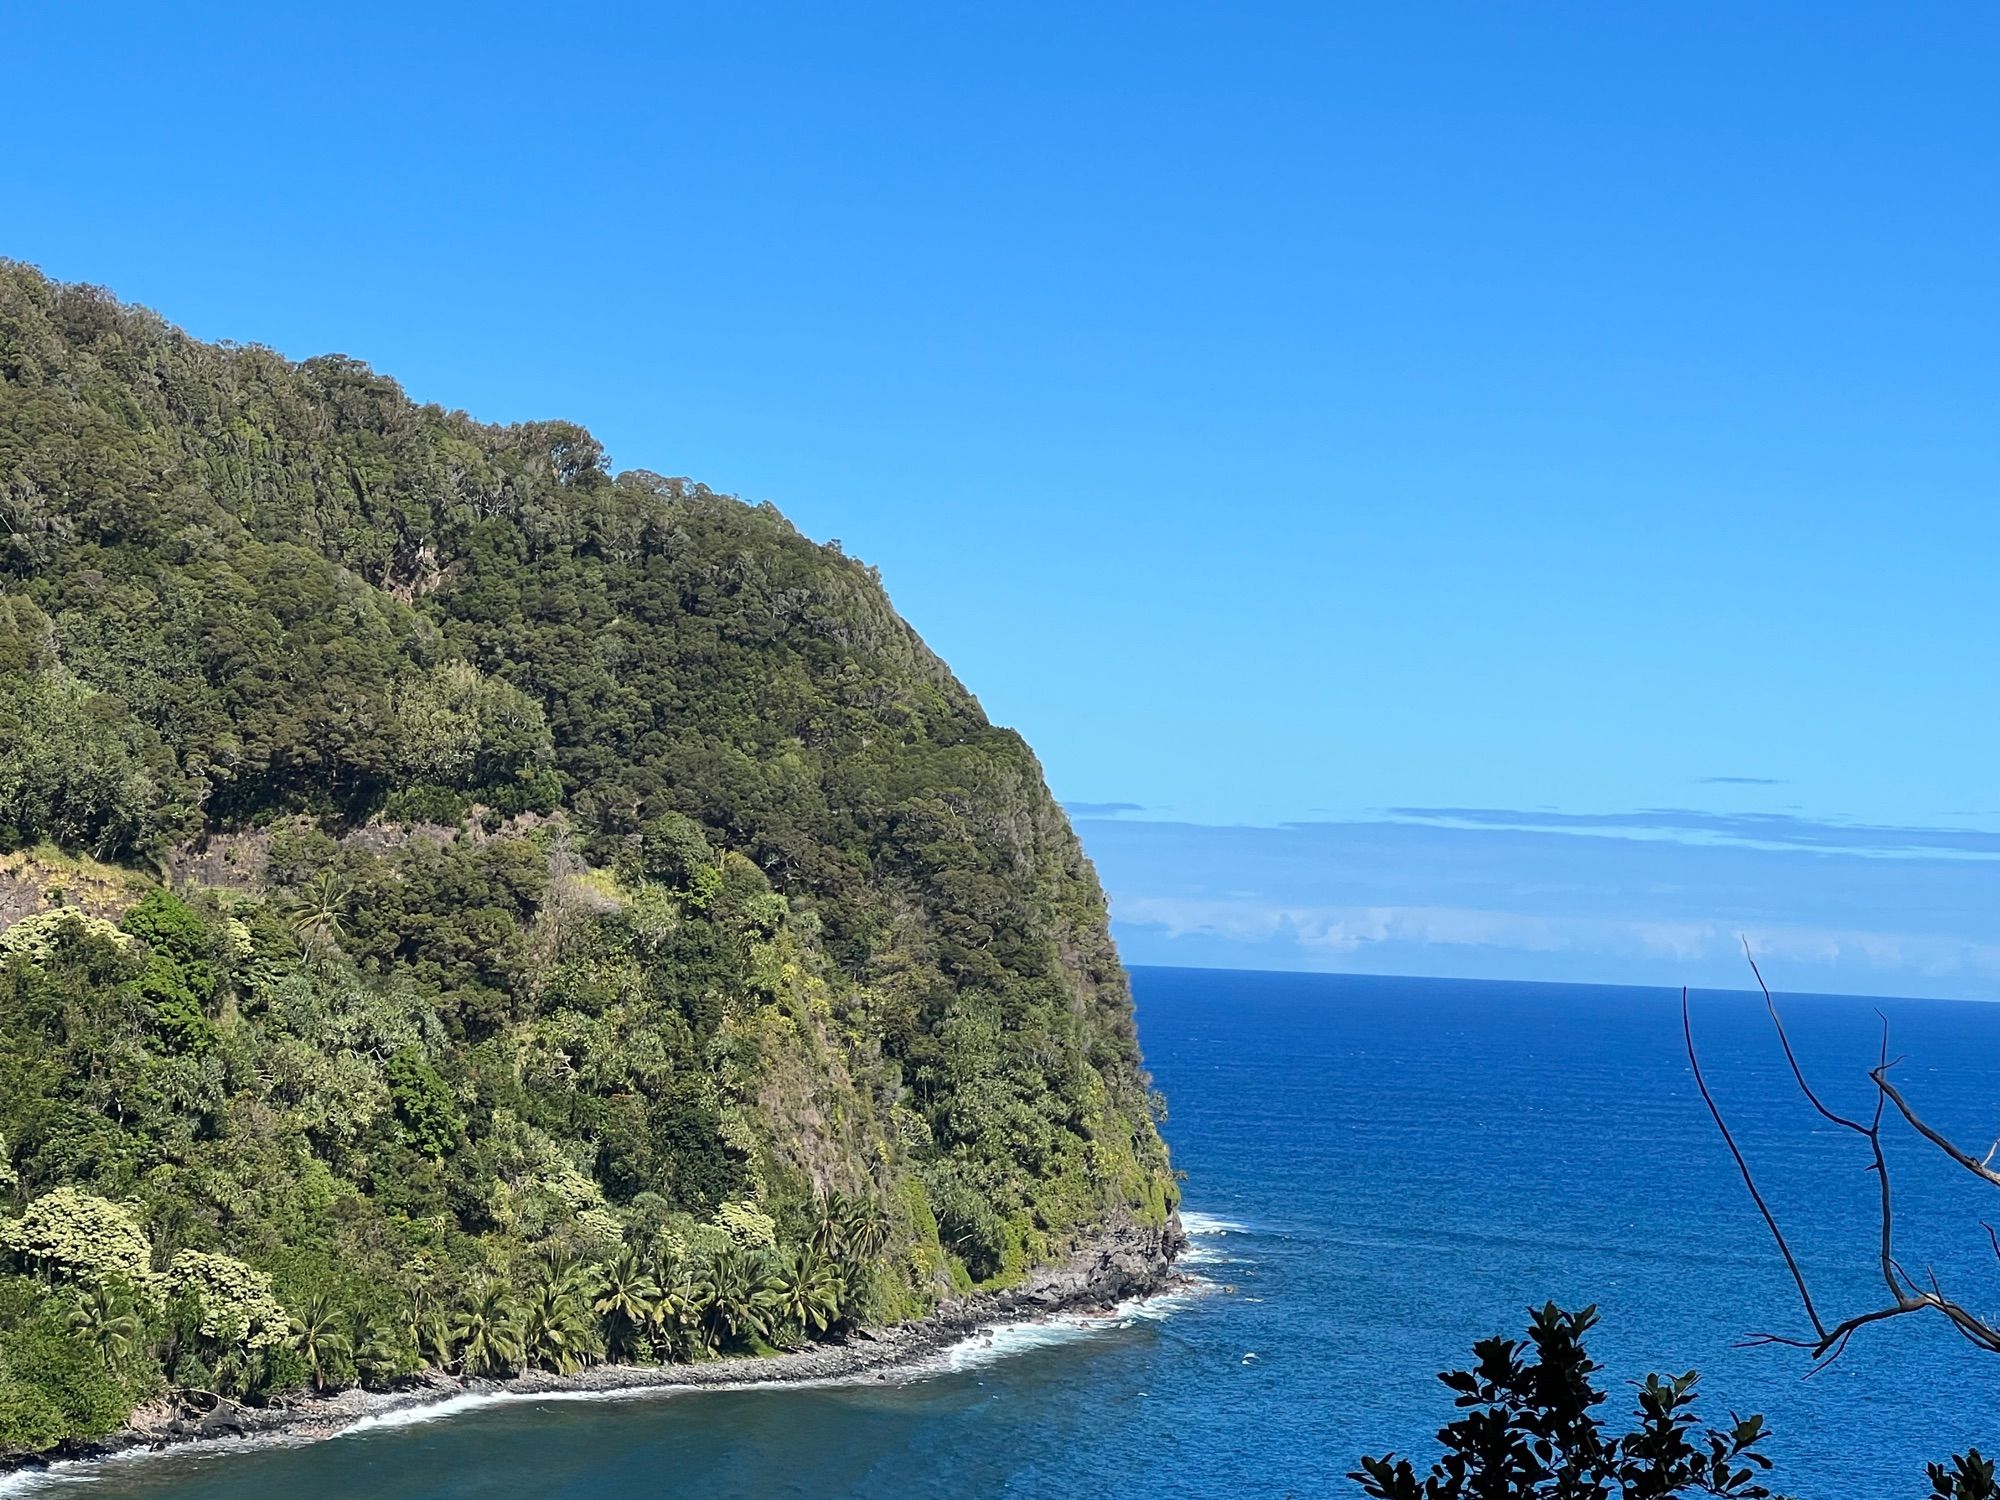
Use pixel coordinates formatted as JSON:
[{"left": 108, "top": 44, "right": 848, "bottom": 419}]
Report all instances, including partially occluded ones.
[
  {"left": 1352, "top": 949, "right": 2000, "bottom": 1497},
  {"left": 1350, "top": 1304, "right": 1788, "bottom": 1498},
  {"left": 1350, "top": 1304, "right": 1998, "bottom": 1499},
  {"left": 1683, "top": 945, "right": 2000, "bottom": 1369}
]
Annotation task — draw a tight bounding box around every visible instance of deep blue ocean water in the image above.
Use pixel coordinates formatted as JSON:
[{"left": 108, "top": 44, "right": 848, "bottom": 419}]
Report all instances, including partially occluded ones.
[{"left": 12, "top": 966, "right": 2000, "bottom": 1499}]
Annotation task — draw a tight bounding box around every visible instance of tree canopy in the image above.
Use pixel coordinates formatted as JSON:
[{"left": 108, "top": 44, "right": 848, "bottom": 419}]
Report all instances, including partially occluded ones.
[{"left": 0, "top": 261, "right": 1176, "bottom": 1455}]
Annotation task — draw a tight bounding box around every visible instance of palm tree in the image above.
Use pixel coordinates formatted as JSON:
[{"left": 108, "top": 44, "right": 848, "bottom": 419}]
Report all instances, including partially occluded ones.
[
  {"left": 757, "top": 1246, "right": 841, "bottom": 1341},
  {"left": 289, "top": 1291, "right": 353, "bottom": 1391},
  {"left": 401, "top": 1274, "right": 457, "bottom": 1371},
  {"left": 532, "top": 1242, "right": 588, "bottom": 1296},
  {"left": 697, "top": 1246, "right": 768, "bottom": 1351},
  {"left": 591, "top": 1246, "right": 660, "bottom": 1362},
  {"left": 66, "top": 1281, "right": 143, "bottom": 1373},
  {"left": 416, "top": 1308, "right": 454, "bottom": 1370},
  {"left": 643, "top": 1234, "right": 687, "bottom": 1293},
  {"left": 350, "top": 1309, "right": 405, "bottom": 1390},
  {"left": 648, "top": 1261, "right": 703, "bottom": 1361},
  {"left": 809, "top": 1191, "right": 893, "bottom": 1262},
  {"left": 805, "top": 1191, "right": 891, "bottom": 1327},
  {"left": 290, "top": 869, "right": 352, "bottom": 963},
  {"left": 520, "top": 1279, "right": 600, "bottom": 1374},
  {"left": 808, "top": 1193, "right": 849, "bottom": 1259},
  {"left": 840, "top": 1195, "right": 893, "bottom": 1260},
  {"left": 451, "top": 1281, "right": 523, "bottom": 1377}
]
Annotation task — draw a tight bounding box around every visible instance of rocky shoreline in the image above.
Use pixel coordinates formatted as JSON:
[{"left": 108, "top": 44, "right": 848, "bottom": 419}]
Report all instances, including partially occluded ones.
[{"left": 4, "top": 1220, "right": 1187, "bottom": 1481}]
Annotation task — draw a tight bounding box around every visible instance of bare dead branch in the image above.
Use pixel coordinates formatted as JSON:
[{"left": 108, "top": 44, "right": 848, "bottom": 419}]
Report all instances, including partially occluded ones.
[
  {"left": 1739, "top": 1303, "right": 1918, "bottom": 1351},
  {"left": 1871, "top": 1067, "right": 2000, "bottom": 1190},
  {"left": 1865, "top": 1017, "right": 1900, "bottom": 1301},
  {"left": 1681, "top": 985, "right": 1826, "bottom": 1341},
  {"left": 1741, "top": 1303, "right": 1931, "bottom": 1375},
  {"left": 1694, "top": 943, "right": 2000, "bottom": 1368},
  {"left": 1741, "top": 937, "right": 1870, "bottom": 1135},
  {"left": 1745, "top": 947, "right": 1903, "bottom": 1305}
]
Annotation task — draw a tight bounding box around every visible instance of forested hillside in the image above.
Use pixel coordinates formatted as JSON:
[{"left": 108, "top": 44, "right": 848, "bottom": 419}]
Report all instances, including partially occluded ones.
[{"left": 0, "top": 262, "right": 1175, "bottom": 1454}]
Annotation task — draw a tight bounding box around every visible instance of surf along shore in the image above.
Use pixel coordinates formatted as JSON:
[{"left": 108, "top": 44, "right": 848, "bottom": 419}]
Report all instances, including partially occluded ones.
[{"left": 3, "top": 1221, "right": 1188, "bottom": 1481}]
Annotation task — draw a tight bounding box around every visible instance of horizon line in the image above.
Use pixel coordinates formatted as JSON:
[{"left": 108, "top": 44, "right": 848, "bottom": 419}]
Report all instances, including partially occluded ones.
[{"left": 1118, "top": 959, "right": 1998, "bottom": 1009}]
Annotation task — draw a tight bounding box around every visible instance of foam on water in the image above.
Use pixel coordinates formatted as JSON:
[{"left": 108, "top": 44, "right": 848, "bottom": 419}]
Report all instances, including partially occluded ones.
[
  {"left": 0, "top": 1469, "right": 88, "bottom": 1498},
  {"left": 335, "top": 1389, "right": 520, "bottom": 1436},
  {"left": 334, "top": 1380, "right": 800, "bottom": 1437},
  {"left": 1179, "top": 1207, "right": 1257, "bottom": 1269},
  {"left": 1178, "top": 1210, "right": 1250, "bottom": 1238},
  {"left": 934, "top": 1286, "right": 1204, "bottom": 1376}
]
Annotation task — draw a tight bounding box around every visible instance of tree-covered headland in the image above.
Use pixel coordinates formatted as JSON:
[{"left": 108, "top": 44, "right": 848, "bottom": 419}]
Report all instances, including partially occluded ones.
[{"left": 0, "top": 262, "right": 1177, "bottom": 1455}]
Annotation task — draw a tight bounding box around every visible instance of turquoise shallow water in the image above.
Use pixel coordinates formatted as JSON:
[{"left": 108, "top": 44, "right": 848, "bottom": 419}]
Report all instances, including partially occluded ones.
[{"left": 9, "top": 967, "right": 2000, "bottom": 1498}]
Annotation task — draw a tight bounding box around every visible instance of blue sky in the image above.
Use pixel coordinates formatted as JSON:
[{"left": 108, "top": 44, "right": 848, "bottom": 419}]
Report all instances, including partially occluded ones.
[{"left": 9, "top": 3, "right": 1999, "bottom": 997}]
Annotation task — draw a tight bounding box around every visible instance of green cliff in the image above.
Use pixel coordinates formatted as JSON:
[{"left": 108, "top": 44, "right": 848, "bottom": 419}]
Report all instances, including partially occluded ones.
[{"left": 0, "top": 262, "right": 1174, "bottom": 1453}]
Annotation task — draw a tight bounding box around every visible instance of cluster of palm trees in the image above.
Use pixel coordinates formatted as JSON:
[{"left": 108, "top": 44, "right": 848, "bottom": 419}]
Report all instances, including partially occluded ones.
[
  {"left": 55, "top": 1274, "right": 402, "bottom": 1398},
  {"left": 287, "top": 1291, "right": 405, "bottom": 1390},
  {"left": 324, "top": 1193, "right": 896, "bottom": 1391},
  {"left": 58, "top": 1194, "right": 898, "bottom": 1397}
]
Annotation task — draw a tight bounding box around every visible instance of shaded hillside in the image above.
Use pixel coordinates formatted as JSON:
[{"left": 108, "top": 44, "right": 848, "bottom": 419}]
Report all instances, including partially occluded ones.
[{"left": 0, "top": 263, "right": 1174, "bottom": 1452}]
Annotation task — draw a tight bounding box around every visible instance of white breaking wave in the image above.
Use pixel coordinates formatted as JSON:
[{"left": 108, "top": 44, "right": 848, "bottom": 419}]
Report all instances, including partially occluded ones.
[
  {"left": 934, "top": 1286, "right": 1208, "bottom": 1377},
  {"left": 0, "top": 1458, "right": 106, "bottom": 1496},
  {"left": 1179, "top": 1208, "right": 1256, "bottom": 1268},
  {"left": 336, "top": 1389, "right": 522, "bottom": 1435},
  {"left": 1179, "top": 1209, "right": 1252, "bottom": 1237}
]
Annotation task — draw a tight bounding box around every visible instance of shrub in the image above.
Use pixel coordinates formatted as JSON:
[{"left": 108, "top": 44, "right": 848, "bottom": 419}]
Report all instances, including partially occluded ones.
[
  {"left": 386, "top": 1049, "right": 462, "bottom": 1159},
  {"left": 0, "top": 1314, "right": 131, "bottom": 1453},
  {"left": 164, "top": 1251, "right": 289, "bottom": 1354},
  {"left": 0, "top": 1188, "right": 156, "bottom": 1296}
]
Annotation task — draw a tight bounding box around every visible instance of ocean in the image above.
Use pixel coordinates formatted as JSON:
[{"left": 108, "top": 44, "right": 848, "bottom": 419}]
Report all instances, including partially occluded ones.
[{"left": 10, "top": 966, "right": 1999, "bottom": 1498}]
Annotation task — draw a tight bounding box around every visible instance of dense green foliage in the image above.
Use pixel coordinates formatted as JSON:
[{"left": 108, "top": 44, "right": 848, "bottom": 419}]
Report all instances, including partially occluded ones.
[{"left": 0, "top": 263, "right": 1174, "bottom": 1454}]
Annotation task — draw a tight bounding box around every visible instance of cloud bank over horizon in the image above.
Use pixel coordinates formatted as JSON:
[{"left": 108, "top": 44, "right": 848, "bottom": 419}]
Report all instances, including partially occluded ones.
[{"left": 1067, "top": 807, "right": 2000, "bottom": 1002}]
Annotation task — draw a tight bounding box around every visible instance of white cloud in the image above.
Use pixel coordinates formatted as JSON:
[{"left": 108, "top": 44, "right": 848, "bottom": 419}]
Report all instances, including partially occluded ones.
[
  {"left": 1113, "top": 893, "right": 2000, "bottom": 990},
  {"left": 1075, "top": 812, "right": 2000, "bottom": 999}
]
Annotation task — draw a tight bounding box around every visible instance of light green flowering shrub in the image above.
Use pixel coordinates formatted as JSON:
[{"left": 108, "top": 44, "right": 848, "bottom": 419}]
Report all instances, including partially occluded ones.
[
  {"left": 0, "top": 910, "right": 132, "bottom": 968},
  {"left": 220, "top": 915, "right": 254, "bottom": 962},
  {"left": 165, "top": 1251, "right": 289, "bottom": 1351},
  {"left": 0, "top": 1187, "right": 155, "bottom": 1296},
  {"left": 740, "top": 891, "right": 789, "bottom": 936},
  {"left": 712, "top": 1200, "right": 776, "bottom": 1250}
]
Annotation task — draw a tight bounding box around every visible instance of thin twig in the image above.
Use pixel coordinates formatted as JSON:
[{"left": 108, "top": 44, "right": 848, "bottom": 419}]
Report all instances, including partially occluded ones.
[
  {"left": 1865, "top": 1016, "right": 1900, "bottom": 1301},
  {"left": 1682, "top": 985, "right": 1826, "bottom": 1341},
  {"left": 1872, "top": 1069, "right": 2000, "bottom": 1190},
  {"left": 1742, "top": 938, "right": 1869, "bottom": 1135}
]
